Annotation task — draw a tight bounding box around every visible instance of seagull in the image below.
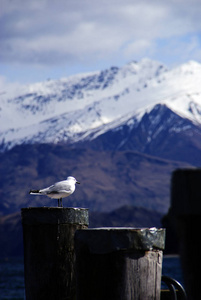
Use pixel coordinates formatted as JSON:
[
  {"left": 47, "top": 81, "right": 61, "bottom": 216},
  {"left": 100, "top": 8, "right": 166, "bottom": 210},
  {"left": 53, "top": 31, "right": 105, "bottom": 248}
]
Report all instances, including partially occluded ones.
[{"left": 29, "top": 176, "right": 80, "bottom": 207}]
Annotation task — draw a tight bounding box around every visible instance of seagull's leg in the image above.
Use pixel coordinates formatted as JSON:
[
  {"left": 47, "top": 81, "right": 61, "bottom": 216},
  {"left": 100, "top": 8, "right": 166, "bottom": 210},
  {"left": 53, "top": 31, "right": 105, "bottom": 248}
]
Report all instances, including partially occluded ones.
[{"left": 57, "top": 198, "right": 62, "bottom": 207}]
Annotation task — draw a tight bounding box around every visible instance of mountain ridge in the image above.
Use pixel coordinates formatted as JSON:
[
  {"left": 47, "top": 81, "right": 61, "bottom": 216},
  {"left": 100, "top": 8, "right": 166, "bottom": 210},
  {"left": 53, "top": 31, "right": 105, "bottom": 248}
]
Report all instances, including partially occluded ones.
[
  {"left": 76, "top": 103, "right": 201, "bottom": 166},
  {"left": 0, "top": 58, "right": 201, "bottom": 216},
  {"left": 1, "top": 58, "right": 201, "bottom": 152}
]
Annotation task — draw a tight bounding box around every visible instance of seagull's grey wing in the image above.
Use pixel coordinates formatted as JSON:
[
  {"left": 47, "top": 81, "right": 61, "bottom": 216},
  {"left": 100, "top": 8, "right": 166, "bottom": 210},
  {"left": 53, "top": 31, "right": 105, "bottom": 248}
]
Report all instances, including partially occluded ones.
[
  {"left": 47, "top": 181, "right": 72, "bottom": 194},
  {"left": 39, "top": 184, "right": 58, "bottom": 195}
]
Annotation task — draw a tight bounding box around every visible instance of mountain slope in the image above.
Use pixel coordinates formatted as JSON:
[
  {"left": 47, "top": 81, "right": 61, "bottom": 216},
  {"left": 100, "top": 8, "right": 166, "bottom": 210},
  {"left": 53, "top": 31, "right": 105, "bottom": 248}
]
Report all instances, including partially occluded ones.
[
  {"left": 0, "top": 59, "right": 166, "bottom": 128},
  {"left": 79, "top": 103, "right": 201, "bottom": 166},
  {"left": 0, "top": 144, "right": 191, "bottom": 216},
  {"left": 1, "top": 58, "right": 201, "bottom": 217},
  {"left": 1, "top": 59, "right": 201, "bottom": 152}
]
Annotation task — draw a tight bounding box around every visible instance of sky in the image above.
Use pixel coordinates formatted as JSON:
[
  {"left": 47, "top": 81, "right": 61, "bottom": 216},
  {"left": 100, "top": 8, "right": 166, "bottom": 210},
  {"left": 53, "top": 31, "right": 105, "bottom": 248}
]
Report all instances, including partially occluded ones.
[{"left": 1, "top": 0, "right": 201, "bottom": 90}]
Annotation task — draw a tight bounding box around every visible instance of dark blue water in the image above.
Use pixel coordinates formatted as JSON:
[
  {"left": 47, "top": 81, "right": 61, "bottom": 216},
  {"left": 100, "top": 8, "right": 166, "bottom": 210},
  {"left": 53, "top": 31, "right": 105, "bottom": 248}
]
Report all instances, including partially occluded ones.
[
  {"left": 161, "top": 255, "right": 184, "bottom": 289},
  {"left": 0, "top": 256, "right": 183, "bottom": 299},
  {"left": 0, "top": 257, "right": 25, "bottom": 300}
]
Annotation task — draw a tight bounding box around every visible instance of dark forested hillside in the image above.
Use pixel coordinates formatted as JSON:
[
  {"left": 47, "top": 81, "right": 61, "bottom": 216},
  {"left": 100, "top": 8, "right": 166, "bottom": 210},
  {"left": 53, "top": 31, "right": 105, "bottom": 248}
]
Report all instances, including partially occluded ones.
[{"left": 0, "top": 143, "right": 191, "bottom": 216}]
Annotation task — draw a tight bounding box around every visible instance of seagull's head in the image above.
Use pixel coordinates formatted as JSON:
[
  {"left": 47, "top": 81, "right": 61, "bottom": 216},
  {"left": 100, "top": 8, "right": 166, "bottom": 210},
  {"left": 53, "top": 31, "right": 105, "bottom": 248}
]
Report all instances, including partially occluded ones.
[{"left": 67, "top": 176, "right": 80, "bottom": 184}]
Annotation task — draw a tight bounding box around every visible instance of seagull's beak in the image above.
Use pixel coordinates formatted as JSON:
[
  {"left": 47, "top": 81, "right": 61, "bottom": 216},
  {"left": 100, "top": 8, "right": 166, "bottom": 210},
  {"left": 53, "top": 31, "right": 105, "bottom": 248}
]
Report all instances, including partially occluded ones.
[{"left": 76, "top": 181, "right": 80, "bottom": 184}]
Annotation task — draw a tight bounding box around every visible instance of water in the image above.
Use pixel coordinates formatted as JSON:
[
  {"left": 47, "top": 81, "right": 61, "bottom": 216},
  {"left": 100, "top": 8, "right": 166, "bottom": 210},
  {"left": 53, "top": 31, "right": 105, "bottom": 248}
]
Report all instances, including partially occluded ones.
[
  {"left": 0, "top": 256, "right": 183, "bottom": 299},
  {"left": 161, "top": 255, "right": 184, "bottom": 289},
  {"left": 0, "top": 257, "right": 25, "bottom": 300}
]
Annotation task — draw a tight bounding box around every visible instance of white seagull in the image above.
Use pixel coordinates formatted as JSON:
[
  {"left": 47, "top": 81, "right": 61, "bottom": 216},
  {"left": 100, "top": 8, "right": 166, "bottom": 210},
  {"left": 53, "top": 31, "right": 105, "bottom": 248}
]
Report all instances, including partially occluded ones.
[{"left": 29, "top": 176, "right": 80, "bottom": 207}]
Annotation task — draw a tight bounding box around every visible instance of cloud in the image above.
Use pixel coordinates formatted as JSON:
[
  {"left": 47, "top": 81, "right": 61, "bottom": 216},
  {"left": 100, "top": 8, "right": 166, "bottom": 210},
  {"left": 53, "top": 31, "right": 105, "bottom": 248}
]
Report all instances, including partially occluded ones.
[
  {"left": 0, "top": 74, "right": 25, "bottom": 98},
  {"left": 1, "top": 0, "right": 201, "bottom": 70},
  {"left": 123, "top": 39, "right": 155, "bottom": 59}
]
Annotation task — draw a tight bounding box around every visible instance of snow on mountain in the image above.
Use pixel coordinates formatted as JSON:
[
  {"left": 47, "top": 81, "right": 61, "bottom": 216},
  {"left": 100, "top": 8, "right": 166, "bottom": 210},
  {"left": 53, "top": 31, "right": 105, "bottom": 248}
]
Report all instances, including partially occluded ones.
[{"left": 1, "top": 58, "right": 201, "bottom": 151}]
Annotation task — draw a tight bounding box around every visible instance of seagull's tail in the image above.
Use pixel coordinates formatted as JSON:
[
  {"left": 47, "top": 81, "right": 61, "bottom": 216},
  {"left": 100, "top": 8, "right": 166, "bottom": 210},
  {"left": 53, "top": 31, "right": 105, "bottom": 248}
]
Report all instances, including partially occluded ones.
[{"left": 29, "top": 189, "right": 40, "bottom": 195}]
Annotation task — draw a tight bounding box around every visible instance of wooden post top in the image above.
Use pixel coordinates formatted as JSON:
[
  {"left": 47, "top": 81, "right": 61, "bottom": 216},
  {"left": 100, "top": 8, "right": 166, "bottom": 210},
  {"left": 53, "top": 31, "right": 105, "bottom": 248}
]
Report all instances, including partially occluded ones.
[
  {"left": 75, "top": 227, "right": 166, "bottom": 254},
  {"left": 21, "top": 207, "right": 89, "bottom": 226}
]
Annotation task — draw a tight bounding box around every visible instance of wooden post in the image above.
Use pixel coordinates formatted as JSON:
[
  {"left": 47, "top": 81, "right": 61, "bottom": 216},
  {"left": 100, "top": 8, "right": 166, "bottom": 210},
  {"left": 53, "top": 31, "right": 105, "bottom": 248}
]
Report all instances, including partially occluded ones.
[
  {"left": 75, "top": 227, "right": 165, "bottom": 300},
  {"left": 21, "top": 207, "right": 88, "bottom": 300},
  {"left": 170, "top": 169, "right": 201, "bottom": 300}
]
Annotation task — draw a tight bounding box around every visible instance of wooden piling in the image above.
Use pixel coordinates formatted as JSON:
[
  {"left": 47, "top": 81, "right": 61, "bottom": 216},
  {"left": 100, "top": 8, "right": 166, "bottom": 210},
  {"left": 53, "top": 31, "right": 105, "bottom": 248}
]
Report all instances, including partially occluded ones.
[
  {"left": 75, "top": 227, "right": 165, "bottom": 300},
  {"left": 170, "top": 169, "right": 201, "bottom": 300},
  {"left": 21, "top": 207, "right": 88, "bottom": 300}
]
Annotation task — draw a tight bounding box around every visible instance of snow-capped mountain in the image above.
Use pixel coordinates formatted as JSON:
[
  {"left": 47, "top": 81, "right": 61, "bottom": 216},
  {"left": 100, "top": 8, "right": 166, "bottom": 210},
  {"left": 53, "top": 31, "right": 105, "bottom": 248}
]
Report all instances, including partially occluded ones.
[
  {"left": 2, "top": 58, "right": 201, "bottom": 219},
  {"left": 1, "top": 58, "right": 201, "bottom": 152}
]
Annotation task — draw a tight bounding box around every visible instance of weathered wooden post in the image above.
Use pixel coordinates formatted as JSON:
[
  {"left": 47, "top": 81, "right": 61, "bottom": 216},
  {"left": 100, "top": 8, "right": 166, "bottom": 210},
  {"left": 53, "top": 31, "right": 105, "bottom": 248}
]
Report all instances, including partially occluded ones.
[
  {"left": 170, "top": 169, "right": 201, "bottom": 300},
  {"left": 75, "top": 227, "right": 165, "bottom": 300},
  {"left": 21, "top": 207, "right": 88, "bottom": 300}
]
